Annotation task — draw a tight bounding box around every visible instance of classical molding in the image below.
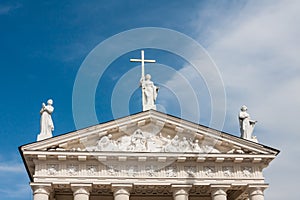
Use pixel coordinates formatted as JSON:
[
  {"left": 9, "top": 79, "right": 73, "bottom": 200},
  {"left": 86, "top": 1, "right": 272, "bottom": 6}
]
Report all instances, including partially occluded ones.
[
  {"left": 71, "top": 184, "right": 92, "bottom": 196},
  {"left": 171, "top": 184, "right": 192, "bottom": 198},
  {"left": 210, "top": 184, "right": 231, "bottom": 198},
  {"left": 247, "top": 184, "right": 268, "bottom": 198},
  {"left": 111, "top": 184, "right": 132, "bottom": 197},
  {"left": 247, "top": 184, "right": 268, "bottom": 190},
  {"left": 34, "top": 161, "right": 264, "bottom": 182},
  {"left": 30, "top": 183, "right": 52, "bottom": 195}
]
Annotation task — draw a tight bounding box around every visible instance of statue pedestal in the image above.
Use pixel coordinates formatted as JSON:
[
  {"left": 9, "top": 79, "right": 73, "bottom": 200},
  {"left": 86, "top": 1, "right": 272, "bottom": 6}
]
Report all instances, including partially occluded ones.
[
  {"left": 37, "top": 133, "right": 52, "bottom": 141},
  {"left": 143, "top": 104, "right": 156, "bottom": 111}
]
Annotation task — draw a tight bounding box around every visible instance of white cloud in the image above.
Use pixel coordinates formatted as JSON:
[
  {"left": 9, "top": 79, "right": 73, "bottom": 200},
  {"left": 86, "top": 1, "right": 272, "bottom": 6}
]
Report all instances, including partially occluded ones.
[
  {"left": 204, "top": 0, "right": 300, "bottom": 134},
  {"left": 0, "top": 184, "right": 31, "bottom": 198},
  {"left": 190, "top": 1, "right": 300, "bottom": 199},
  {"left": 0, "top": 159, "right": 31, "bottom": 199},
  {"left": 0, "top": 162, "right": 24, "bottom": 173}
]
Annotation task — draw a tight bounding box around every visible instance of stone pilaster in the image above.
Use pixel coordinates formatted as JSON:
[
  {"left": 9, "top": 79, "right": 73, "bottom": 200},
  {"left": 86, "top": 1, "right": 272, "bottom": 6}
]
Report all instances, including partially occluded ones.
[
  {"left": 210, "top": 185, "right": 230, "bottom": 200},
  {"left": 171, "top": 185, "right": 192, "bottom": 200},
  {"left": 111, "top": 184, "right": 132, "bottom": 200},
  {"left": 71, "top": 184, "right": 91, "bottom": 200},
  {"left": 248, "top": 184, "right": 268, "bottom": 200},
  {"left": 30, "top": 183, "right": 52, "bottom": 200}
]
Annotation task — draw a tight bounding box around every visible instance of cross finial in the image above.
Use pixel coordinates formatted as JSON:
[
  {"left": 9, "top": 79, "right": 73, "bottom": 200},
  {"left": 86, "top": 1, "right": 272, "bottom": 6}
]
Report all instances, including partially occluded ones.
[
  {"left": 130, "top": 50, "right": 158, "bottom": 111},
  {"left": 130, "top": 50, "right": 156, "bottom": 79}
]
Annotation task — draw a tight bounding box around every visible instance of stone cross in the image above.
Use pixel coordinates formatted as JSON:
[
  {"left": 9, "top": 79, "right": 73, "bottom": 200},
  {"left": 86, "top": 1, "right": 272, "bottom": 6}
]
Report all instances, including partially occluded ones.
[
  {"left": 130, "top": 50, "right": 156, "bottom": 79},
  {"left": 130, "top": 50, "right": 158, "bottom": 111}
]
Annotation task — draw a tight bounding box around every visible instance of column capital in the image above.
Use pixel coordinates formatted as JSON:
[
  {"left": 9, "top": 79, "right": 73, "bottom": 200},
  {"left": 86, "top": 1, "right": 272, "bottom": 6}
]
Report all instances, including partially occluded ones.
[
  {"left": 171, "top": 185, "right": 192, "bottom": 199},
  {"left": 210, "top": 184, "right": 231, "bottom": 199},
  {"left": 247, "top": 184, "right": 268, "bottom": 199},
  {"left": 30, "top": 183, "right": 52, "bottom": 195},
  {"left": 247, "top": 184, "right": 268, "bottom": 191},
  {"left": 71, "top": 183, "right": 92, "bottom": 195},
  {"left": 111, "top": 183, "right": 132, "bottom": 196},
  {"left": 210, "top": 184, "right": 231, "bottom": 191},
  {"left": 171, "top": 184, "right": 192, "bottom": 194}
]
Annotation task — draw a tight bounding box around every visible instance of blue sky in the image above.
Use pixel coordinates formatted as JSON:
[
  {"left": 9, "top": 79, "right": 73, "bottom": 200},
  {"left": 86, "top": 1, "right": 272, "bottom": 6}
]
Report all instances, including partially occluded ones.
[{"left": 1, "top": 1, "right": 300, "bottom": 199}]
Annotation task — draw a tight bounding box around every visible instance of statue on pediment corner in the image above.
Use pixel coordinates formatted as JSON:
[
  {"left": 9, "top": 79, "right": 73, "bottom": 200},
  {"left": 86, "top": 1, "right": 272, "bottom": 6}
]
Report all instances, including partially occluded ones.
[
  {"left": 238, "top": 105, "right": 257, "bottom": 141},
  {"left": 37, "top": 99, "right": 54, "bottom": 141}
]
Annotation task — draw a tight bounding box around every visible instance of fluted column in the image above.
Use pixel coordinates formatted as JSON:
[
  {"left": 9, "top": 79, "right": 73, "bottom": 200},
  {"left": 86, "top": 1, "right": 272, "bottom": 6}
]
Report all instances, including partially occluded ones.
[
  {"left": 248, "top": 185, "right": 268, "bottom": 200},
  {"left": 172, "top": 185, "right": 192, "bottom": 200},
  {"left": 71, "top": 184, "right": 91, "bottom": 200},
  {"left": 30, "top": 183, "right": 52, "bottom": 200},
  {"left": 210, "top": 185, "right": 230, "bottom": 200},
  {"left": 111, "top": 184, "right": 132, "bottom": 200}
]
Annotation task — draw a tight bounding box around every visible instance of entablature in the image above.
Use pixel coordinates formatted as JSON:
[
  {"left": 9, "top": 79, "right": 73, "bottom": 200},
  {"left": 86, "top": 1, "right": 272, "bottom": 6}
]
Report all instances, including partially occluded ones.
[{"left": 25, "top": 150, "right": 275, "bottom": 164}]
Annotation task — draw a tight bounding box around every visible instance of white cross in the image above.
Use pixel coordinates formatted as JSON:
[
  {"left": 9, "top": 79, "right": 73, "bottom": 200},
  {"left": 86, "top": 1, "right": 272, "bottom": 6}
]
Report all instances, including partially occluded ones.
[{"left": 130, "top": 50, "right": 156, "bottom": 78}]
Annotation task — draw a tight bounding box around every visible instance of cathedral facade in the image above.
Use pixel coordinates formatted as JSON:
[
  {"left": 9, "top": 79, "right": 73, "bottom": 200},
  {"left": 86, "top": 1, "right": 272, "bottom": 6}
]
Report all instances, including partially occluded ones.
[{"left": 19, "top": 110, "right": 279, "bottom": 200}]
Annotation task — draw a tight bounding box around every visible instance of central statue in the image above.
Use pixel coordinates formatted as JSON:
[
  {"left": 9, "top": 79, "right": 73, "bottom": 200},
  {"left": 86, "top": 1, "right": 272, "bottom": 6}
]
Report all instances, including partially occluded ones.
[
  {"left": 140, "top": 74, "right": 159, "bottom": 110},
  {"left": 130, "top": 50, "right": 159, "bottom": 111}
]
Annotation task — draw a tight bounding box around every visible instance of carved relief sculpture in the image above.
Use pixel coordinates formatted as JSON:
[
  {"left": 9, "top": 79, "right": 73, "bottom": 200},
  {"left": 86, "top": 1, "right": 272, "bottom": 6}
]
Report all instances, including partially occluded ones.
[
  {"left": 87, "top": 129, "right": 224, "bottom": 153},
  {"left": 146, "top": 165, "right": 157, "bottom": 177},
  {"left": 67, "top": 164, "right": 78, "bottom": 176},
  {"left": 165, "top": 166, "right": 177, "bottom": 177},
  {"left": 184, "top": 166, "right": 196, "bottom": 177},
  {"left": 242, "top": 166, "right": 253, "bottom": 177},
  {"left": 47, "top": 164, "right": 58, "bottom": 175},
  {"left": 204, "top": 166, "right": 215, "bottom": 177},
  {"left": 222, "top": 166, "right": 234, "bottom": 177}
]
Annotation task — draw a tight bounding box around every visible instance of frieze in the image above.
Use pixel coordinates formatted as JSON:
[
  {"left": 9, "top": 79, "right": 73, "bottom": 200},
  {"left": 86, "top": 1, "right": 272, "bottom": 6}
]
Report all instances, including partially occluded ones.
[
  {"left": 67, "top": 164, "right": 78, "bottom": 176},
  {"left": 222, "top": 166, "right": 234, "bottom": 177},
  {"left": 184, "top": 166, "right": 196, "bottom": 177},
  {"left": 133, "top": 185, "right": 171, "bottom": 195},
  {"left": 84, "top": 129, "right": 221, "bottom": 153},
  {"left": 204, "top": 166, "right": 215, "bottom": 177},
  {"left": 189, "top": 185, "right": 210, "bottom": 195},
  {"left": 87, "top": 165, "right": 97, "bottom": 175},
  {"left": 127, "top": 165, "right": 138, "bottom": 177},
  {"left": 145, "top": 165, "right": 158, "bottom": 177},
  {"left": 165, "top": 165, "right": 177, "bottom": 177},
  {"left": 36, "top": 162, "right": 260, "bottom": 179},
  {"left": 47, "top": 164, "right": 58, "bottom": 175},
  {"left": 241, "top": 166, "right": 253, "bottom": 177},
  {"left": 106, "top": 165, "right": 118, "bottom": 176}
]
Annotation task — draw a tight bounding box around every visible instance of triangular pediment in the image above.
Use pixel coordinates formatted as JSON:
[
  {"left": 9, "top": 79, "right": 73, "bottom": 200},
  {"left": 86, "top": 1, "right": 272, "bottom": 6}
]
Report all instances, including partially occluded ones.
[{"left": 20, "top": 110, "right": 278, "bottom": 156}]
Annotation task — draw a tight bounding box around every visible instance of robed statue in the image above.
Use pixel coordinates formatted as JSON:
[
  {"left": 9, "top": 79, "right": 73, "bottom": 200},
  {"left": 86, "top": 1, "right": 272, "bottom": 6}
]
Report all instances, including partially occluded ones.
[
  {"left": 37, "top": 99, "right": 54, "bottom": 141},
  {"left": 238, "top": 105, "right": 257, "bottom": 140},
  {"left": 130, "top": 50, "right": 158, "bottom": 111},
  {"left": 140, "top": 74, "right": 159, "bottom": 110}
]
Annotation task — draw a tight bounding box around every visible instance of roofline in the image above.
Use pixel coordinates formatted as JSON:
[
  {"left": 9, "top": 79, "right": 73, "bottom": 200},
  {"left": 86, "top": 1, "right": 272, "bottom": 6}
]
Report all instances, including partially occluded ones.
[
  {"left": 19, "top": 109, "right": 280, "bottom": 154},
  {"left": 18, "top": 146, "right": 33, "bottom": 182}
]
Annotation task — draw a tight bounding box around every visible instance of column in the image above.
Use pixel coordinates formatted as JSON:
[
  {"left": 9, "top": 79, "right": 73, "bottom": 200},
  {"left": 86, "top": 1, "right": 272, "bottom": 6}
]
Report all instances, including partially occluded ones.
[
  {"left": 30, "top": 183, "right": 52, "bottom": 200},
  {"left": 171, "top": 185, "right": 192, "bottom": 200},
  {"left": 71, "top": 184, "right": 92, "bottom": 200},
  {"left": 210, "top": 185, "right": 230, "bottom": 200},
  {"left": 111, "top": 184, "right": 132, "bottom": 200},
  {"left": 248, "top": 184, "right": 268, "bottom": 200}
]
